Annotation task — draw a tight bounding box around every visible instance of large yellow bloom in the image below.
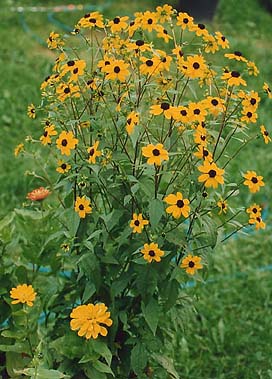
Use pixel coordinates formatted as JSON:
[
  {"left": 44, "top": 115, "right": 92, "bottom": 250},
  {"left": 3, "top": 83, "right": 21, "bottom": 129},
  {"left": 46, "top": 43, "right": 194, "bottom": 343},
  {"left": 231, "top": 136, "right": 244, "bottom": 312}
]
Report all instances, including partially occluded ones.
[
  {"left": 181, "top": 255, "right": 203, "bottom": 275},
  {"left": 70, "top": 303, "right": 113, "bottom": 339},
  {"left": 164, "top": 192, "right": 190, "bottom": 219},
  {"left": 198, "top": 161, "right": 224, "bottom": 188},
  {"left": 56, "top": 131, "right": 78, "bottom": 156},
  {"left": 74, "top": 196, "right": 92, "bottom": 218},
  {"left": 10, "top": 284, "right": 36, "bottom": 307},
  {"left": 142, "top": 143, "right": 169, "bottom": 166},
  {"left": 243, "top": 171, "right": 264, "bottom": 193},
  {"left": 141, "top": 242, "right": 164, "bottom": 263}
]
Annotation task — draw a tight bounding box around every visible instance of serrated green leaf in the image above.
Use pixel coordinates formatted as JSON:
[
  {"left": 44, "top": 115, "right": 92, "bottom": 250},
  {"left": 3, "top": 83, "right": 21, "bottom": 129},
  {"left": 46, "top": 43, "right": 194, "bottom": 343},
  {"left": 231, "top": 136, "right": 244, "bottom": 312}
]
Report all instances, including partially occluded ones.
[
  {"left": 141, "top": 298, "right": 160, "bottom": 335},
  {"left": 149, "top": 198, "right": 164, "bottom": 229},
  {"left": 131, "top": 342, "right": 147, "bottom": 376}
]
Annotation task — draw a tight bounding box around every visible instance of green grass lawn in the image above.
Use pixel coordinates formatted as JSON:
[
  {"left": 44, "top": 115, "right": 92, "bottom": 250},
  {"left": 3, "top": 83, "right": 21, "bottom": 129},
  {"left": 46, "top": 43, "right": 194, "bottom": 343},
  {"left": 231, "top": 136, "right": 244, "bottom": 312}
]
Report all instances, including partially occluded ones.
[{"left": 0, "top": 0, "right": 272, "bottom": 377}]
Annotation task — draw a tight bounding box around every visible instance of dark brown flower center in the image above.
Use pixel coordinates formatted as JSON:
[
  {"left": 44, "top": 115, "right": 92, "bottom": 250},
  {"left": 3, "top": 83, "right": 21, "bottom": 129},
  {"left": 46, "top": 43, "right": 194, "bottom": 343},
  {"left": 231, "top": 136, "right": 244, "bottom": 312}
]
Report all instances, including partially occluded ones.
[
  {"left": 67, "top": 60, "right": 75, "bottom": 66},
  {"left": 188, "top": 261, "right": 195, "bottom": 267},
  {"left": 61, "top": 163, "right": 67, "bottom": 169},
  {"left": 247, "top": 112, "right": 252, "bottom": 118},
  {"left": 73, "top": 68, "right": 78, "bottom": 74},
  {"left": 43, "top": 131, "right": 48, "bottom": 137},
  {"left": 113, "top": 17, "right": 120, "bottom": 24},
  {"left": 89, "top": 18, "right": 97, "bottom": 24},
  {"left": 149, "top": 250, "right": 155, "bottom": 257},
  {"left": 61, "top": 139, "right": 68, "bottom": 146},
  {"left": 114, "top": 66, "right": 121, "bottom": 73},
  {"left": 234, "top": 51, "right": 242, "bottom": 56},
  {"left": 152, "top": 148, "right": 160, "bottom": 156},
  {"left": 251, "top": 177, "right": 258, "bottom": 183},
  {"left": 193, "top": 62, "right": 200, "bottom": 69},
  {"left": 180, "top": 110, "right": 187, "bottom": 116},
  {"left": 146, "top": 59, "right": 153, "bottom": 67},
  {"left": 79, "top": 204, "right": 84, "bottom": 210},
  {"left": 231, "top": 71, "right": 240, "bottom": 78},
  {"left": 147, "top": 18, "right": 153, "bottom": 24},
  {"left": 89, "top": 148, "right": 95, "bottom": 156},
  {"left": 176, "top": 199, "right": 184, "bottom": 208},
  {"left": 161, "top": 102, "right": 170, "bottom": 110},
  {"left": 252, "top": 208, "right": 257, "bottom": 213},
  {"left": 208, "top": 169, "right": 216, "bottom": 178},
  {"left": 134, "top": 220, "right": 140, "bottom": 226},
  {"left": 211, "top": 99, "right": 218, "bottom": 106},
  {"left": 198, "top": 23, "right": 205, "bottom": 30},
  {"left": 64, "top": 87, "right": 70, "bottom": 94},
  {"left": 250, "top": 98, "right": 256, "bottom": 105},
  {"left": 194, "top": 109, "right": 200, "bottom": 115},
  {"left": 183, "top": 18, "right": 189, "bottom": 24},
  {"left": 136, "top": 39, "right": 144, "bottom": 46},
  {"left": 221, "top": 36, "right": 226, "bottom": 41}
]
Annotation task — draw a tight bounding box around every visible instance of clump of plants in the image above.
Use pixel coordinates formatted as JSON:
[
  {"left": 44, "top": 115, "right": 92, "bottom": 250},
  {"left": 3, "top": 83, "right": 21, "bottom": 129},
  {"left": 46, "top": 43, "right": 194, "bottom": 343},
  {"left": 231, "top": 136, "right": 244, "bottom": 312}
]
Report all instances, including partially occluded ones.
[{"left": 1, "top": 3, "right": 271, "bottom": 378}]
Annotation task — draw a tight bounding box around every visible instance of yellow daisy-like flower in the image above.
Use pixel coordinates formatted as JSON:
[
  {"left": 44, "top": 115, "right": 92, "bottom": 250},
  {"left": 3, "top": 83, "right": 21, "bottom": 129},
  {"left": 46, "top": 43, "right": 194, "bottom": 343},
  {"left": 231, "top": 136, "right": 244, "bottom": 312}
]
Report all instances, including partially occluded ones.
[
  {"left": 40, "top": 124, "right": 57, "bottom": 145},
  {"left": 181, "top": 55, "right": 207, "bottom": 79},
  {"left": 10, "top": 284, "right": 36, "bottom": 307},
  {"left": 156, "top": 26, "right": 172, "bottom": 43},
  {"left": 156, "top": 4, "right": 174, "bottom": 23},
  {"left": 56, "top": 83, "right": 80, "bottom": 102},
  {"left": 204, "top": 96, "right": 225, "bottom": 116},
  {"left": 27, "top": 104, "right": 36, "bottom": 119},
  {"left": 176, "top": 12, "right": 194, "bottom": 30},
  {"left": 150, "top": 102, "right": 175, "bottom": 120},
  {"left": 221, "top": 70, "right": 247, "bottom": 87},
  {"left": 194, "top": 145, "right": 213, "bottom": 162},
  {"left": 56, "top": 131, "right": 78, "bottom": 156},
  {"left": 105, "top": 59, "right": 130, "bottom": 82},
  {"left": 74, "top": 196, "right": 92, "bottom": 218},
  {"left": 164, "top": 192, "right": 190, "bottom": 219},
  {"left": 127, "top": 39, "right": 151, "bottom": 54},
  {"left": 141, "top": 242, "right": 164, "bottom": 263},
  {"left": 217, "top": 199, "right": 227, "bottom": 215},
  {"left": 215, "top": 31, "right": 229, "bottom": 49},
  {"left": 77, "top": 12, "right": 104, "bottom": 29},
  {"left": 47, "top": 31, "right": 64, "bottom": 49},
  {"left": 241, "top": 90, "right": 260, "bottom": 111},
  {"left": 126, "top": 111, "right": 139, "bottom": 135},
  {"left": 249, "top": 215, "right": 266, "bottom": 230},
  {"left": 260, "top": 125, "right": 271, "bottom": 144},
  {"left": 247, "top": 61, "right": 259, "bottom": 76},
  {"left": 188, "top": 101, "right": 207, "bottom": 124},
  {"left": 203, "top": 34, "right": 219, "bottom": 54},
  {"left": 198, "top": 161, "right": 224, "bottom": 188},
  {"left": 191, "top": 23, "right": 209, "bottom": 37},
  {"left": 56, "top": 160, "right": 71, "bottom": 174},
  {"left": 181, "top": 255, "right": 203, "bottom": 275},
  {"left": 130, "top": 213, "right": 149, "bottom": 233},
  {"left": 108, "top": 16, "right": 129, "bottom": 33},
  {"left": 61, "top": 60, "right": 86, "bottom": 82},
  {"left": 141, "top": 11, "right": 158, "bottom": 32},
  {"left": 26, "top": 187, "right": 51, "bottom": 201},
  {"left": 142, "top": 143, "right": 169, "bottom": 166},
  {"left": 87, "top": 141, "right": 101, "bottom": 164},
  {"left": 194, "top": 125, "right": 208, "bottom": 147},
  {"left": 240, "top": 109, "right": 258, "bottom": 124},
  {"left": 70, "top": 303, "right": 112, "bottom": 339},
  {"left": 263, "top": 82, "right": 272, "bottom": 99},
  {"left": 246, "top": 204, "right": 262, "bottom": 218},
  {"left": 139, "top": 56, "right": 160, "bottom": 76},
  {"left": 14, "top": 143, "right": 24, "bottom": 157},
  {"left": 243, "top": 171, "right": 265, "bottom": 193},
  {"left": 225, "top": 51, "right": 247, "bottom": 62}
]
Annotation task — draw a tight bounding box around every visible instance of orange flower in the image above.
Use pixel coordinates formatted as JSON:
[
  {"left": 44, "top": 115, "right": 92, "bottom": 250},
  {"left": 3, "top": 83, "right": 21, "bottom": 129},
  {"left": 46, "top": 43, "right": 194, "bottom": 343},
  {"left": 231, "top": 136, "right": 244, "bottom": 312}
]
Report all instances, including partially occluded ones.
[
  {"left": 10, "top": 284, "right": 36, "bottom": 307},
  {"left": 26, "top": 187, "right": 51, "bottom": 201}
]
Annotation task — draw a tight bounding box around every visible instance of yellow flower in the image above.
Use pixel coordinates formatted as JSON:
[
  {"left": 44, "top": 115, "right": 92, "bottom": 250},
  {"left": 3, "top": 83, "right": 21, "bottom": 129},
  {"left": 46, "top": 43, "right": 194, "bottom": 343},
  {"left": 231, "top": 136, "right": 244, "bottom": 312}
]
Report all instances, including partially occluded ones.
[
  {"left": 56, "top": 160, "right": 71, "bottom": 174},
  {"left": 164, "top": 192, "right": 190, "bottom": 219},
  {"left": 130, "top": 213, "right": 149, "bottom": 233},
  {"left": 243, "top": 171, "right": 264, "bottom": 193},
  {"left": 56, "top": 83, "right": 80, "bottom": 102},
  {"left": 247, "top": 61, "right": 259, "bottom": 76},
  {"left": 27, "top": 104, "right": 36, "bottom": 119},
  {"left": 188, "top": 101, "right": 207, "bottom": 124},
  {"left": 225, "top": 51, "right": 247, "bottom": 62},
  {"left": 176, "top": 12, "right": 194, "bottom": 30},
  {"left": 40, "top": 124, "right": 57, "bottom": 145},
  {"left": 74, "top": 196, "right": 92, "bottom": 218},
  {"left": 56, "top": 131, "right": 78, "bottom": 156},
  {"left": 14, "top": 143, "right": 24, "bottom": 157},
  {"left": 181, "top": 55, "right": 207, "bottom": 79},
  {"left": 263, "top": 82, "right": 272, "bottom": 99},
  {"left": 194, "top": 125, "right": 208, "bottom": 147},
  {"left": 141, "top": 242, "right": 164, "bottom": 263},
  {"left": 61, "top": 60, "right": 86, "bottom": 82},
  {"left": 126, "top": 111, "right": 139, "bottom": 135},
  {"left": 156, "top": 4, "right": 174, "bottom": 23},
  {"left": 142, "top": 143, "right": 169, "bottom": 166},
  {"left": 217, "top": 199, "right": 227, "bottom": 215},
  {"left": 246, "top": 204, "right": 262, "bottom": 218},
  {"left": 221, "top": 70, "right": 247, "bottom": 86},
  {"left": 204, "top": 96, "right": 225, "bottom": 116},
  {"left": 191, "top": 23, "right": 209, "bottom": 37},
  {"left": 70, "top": 303, "right": 112, "bottom": 339},
  {"left": 140, "top": 56, "right": 160, "bottom": 76},
  {"left": 77, "top": 12, "right": 104, "bottom": 29},
  {"left": 260, "top": 125, "right": 271, "bottom": 144},
  {"left": 141, "top": 11, "right": 158, "bottom": 32},
  {"left": 240, "top": 109, "right": 258, "bottom": 124},
  {"left": 194, "top": 145, "right": 213, "bottom": 162},
  {"left": 105, "top": 59, "right": 130, "bottom": 82},
  {"left": 156, "top": 26, "right": 172, "bottom": 43},
  {"left": 198, "top": 161, "right": 224, "bottom": 188},
  {"left": 150, "top": 102, "right": 176, "bottom": 120},
  {"left": 10, "top": 284, "right": 36, "bottom": 307},
  {"left": 108, "top": 16, "right": 129, "bottom": 33},
  {"left": 47, "top": 31, "right": 64, "bottom": 49},
  {"left": 215, "top": 31, "right": 229, "bottom": 49},
  {"left": 181, "top": 255, "right": 203, "bottom": 275},
  {"left": 249, "top": 216, "right": 266, "bottom": 230},
  {"left": 87, "top": 141, "right": 102, "bottom": 164},
  {"left": 203, "top": 34, "right": 219, "bottom": 54}
]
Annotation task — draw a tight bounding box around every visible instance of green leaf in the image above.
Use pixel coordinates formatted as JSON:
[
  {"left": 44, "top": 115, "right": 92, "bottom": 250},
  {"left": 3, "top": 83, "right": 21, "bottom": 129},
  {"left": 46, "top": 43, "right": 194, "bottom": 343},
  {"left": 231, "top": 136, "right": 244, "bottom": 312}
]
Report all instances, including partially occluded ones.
[
  {"left": 149, "top": 198, "right": 164, "bottom": 229},
  {"left": 93, "top": 361, "right": 114, "bottom": 376},
  {"left": 0, "top": 343, "right": 29, "bottom": 353},
  {"left": 14, "top": 208, "right": 49, "bottom": 220},
  {"left": 91, "top": 340, "right": 112, "bottom": 366},
  {"left": 141, "top": 298, "right": 160, "bottom": 335},
  {"left": 131, "top": 342, "right": 147, "bottom": 376},
  {"left": 153, "top": 354, "right": 180, "bottom": 379},
  {"left": 15, "top": 367, "right": 70, "bottom": 378},
  {"left": 82, "top": 282, "right": 96, "bottom": 303}
]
